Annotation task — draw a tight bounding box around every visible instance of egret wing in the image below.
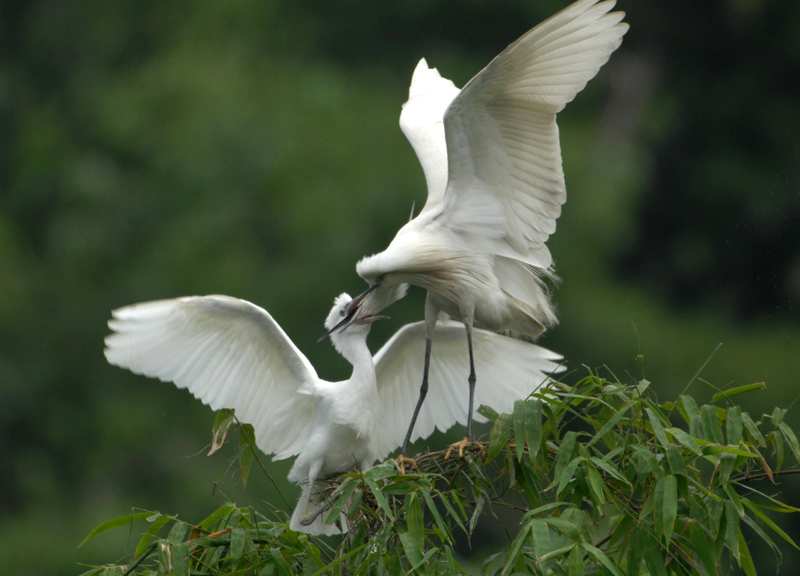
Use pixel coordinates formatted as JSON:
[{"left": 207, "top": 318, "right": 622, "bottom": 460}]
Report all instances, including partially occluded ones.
[
  {"left": 399, "top": 58, "right": 461, "bottom": 207},
  {"left": 421, "top": 0, "right": 628, "bottom": 269},
  {"left": 370, "top": 320, "right": 564, "bottom": 460},
  {"left": 104, "top": 295, "right": 318, "bottom": 460}
]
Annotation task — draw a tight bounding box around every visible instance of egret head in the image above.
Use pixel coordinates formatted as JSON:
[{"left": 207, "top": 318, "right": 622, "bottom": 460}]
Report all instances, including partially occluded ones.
[{"left": 318, "top": 292, "right": 387, "bottom": 343}]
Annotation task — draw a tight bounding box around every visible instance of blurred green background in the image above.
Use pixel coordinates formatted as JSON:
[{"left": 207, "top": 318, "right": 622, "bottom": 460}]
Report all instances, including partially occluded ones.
[{"left": 2, "top": 0, "right": 799, "bottom": 573}]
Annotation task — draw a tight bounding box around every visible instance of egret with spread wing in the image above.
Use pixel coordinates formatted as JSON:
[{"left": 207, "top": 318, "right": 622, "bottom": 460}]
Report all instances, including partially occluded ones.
[
  {"left": 356, "top": 0, "right": 628, "bottom": 453},
  {"left": 105, "top": 292, "right": 563, "bottom": 535}
]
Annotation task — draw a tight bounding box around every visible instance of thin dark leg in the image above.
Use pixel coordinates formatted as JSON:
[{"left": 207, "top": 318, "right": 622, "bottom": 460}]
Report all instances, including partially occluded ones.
[
  {"left": 465, "top": 325, "right": 476, "bottom": 441},
  {"left": 401, "top": 337, "right": 433, "bottom": 455}
]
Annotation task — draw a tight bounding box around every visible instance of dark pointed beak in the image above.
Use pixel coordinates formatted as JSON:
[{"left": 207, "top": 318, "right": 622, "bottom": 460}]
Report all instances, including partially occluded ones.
[{"left": 317, "top": 285, "right": 383, "bottom": 342}]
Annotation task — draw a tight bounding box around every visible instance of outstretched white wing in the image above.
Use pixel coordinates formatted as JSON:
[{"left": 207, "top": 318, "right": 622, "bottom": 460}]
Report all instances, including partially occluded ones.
[
  {"left": 370, "top": 320, "right": 564, "bottom": 460},
  {"left": 399, "top": 58, "right": 461, "bottom": 204},
  {"left": 411, "top": 0, "right": 628, "bottom": 269},
  {"left": 104, "top": 295, "right": 319, "bottom": 460}
]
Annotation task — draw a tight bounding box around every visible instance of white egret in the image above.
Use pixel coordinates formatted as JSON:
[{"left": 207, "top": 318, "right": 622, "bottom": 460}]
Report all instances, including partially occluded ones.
[
  {"left": 356, "top": 0, "right": 628, "bottom": 453},
  {"left": 104, "top": 292, "right": 563, "bottom": 535}
]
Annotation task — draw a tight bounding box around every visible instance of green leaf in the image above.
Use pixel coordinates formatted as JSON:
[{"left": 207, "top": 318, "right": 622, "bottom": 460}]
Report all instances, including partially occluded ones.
[
  {"left": 398, "top": 530, "right": 423, "bottom": 570},
  {"left": 477, "top": 404, "right": 499, "bottom": 421},
  {"left": 421, "top": 489, "right": 448, "bottom": 540},
  {"left": 135, "top": 512, "right": 172, "bottom": 558},
  {"left": 238, "top": 423, "right": 256, "bottom": 488},
  {"left": 642, "top": 536, "right": 668, "bottom": 576},
  {"left": 688, "top": 521, "right": 716, "bottom": 576},
  {"left": 590, "top": 455, "right": 630, "bottom": 486},
  {"left": 742, "top": 499, "right": 800, "bottom": 550},
  {"left": 487, "top": 413, "right": 513, "bottom": 462},
  {"left": 365, "top": 476, "right": 395, "bottom": 522},
  {"left": 738, "top": 529, "right": 758, "bottom": 576},
  {"left": 581, "top": 543, "right": 624, "bottom": 576},
  {"left": 666, "top": 427, "right": 703, "bottom": 457},
  {"left": 552, "top": 431, "right": 578, "bottom": 486},
  {"left": 79, "top": 511, "right": 153, "bottom": 547},
  {"left": 585, "top": 462, "right": 605, "bottom": 508},
  {"left": 556, "top": 457, "right": 582, "bottom": 498},
  {"left": 167, "top": 521, "right": 188, "bottom": 544},
  {"left": 500, "top": 521, "right": 530, "bottom": 576},
  {"left": 568, "top": 545, "right": 583, "bottom": 576},
  {"left": 209, "top": 409, "right": 236, "bottom": 456},
  {"left": 725, "top": 500, "right": 740, "bottom": 560},
  {"left": 741, "top": 411, "right": 766, "bottom": 446},
  {"left": 587, "top": 401, "right": 632, "bottom": 448},
  {"left": 405, "top": 491, "right": 424, "bottom": 551},
  {"left": 660, "top": 475, "right": 677, "bottom": 542},
  {"left": 324, "top": 478, "right": 358, "bottom": 526},
  {"left": 725, "top": 405, "right": 743, "bottom": 445},
  {"left": 513, "top": 398, "right": 542, "bottom": 462},
  {"left": 530, "top": 519, "right": 552, "bottom": 558},
  {"left": 677, "top": 395, "right": 701, "bottom": 426},
  {"left": 700, "top": 404, "right": 724, "bottom": 444},
  {"left": 711, "top": 382, "right": 766, "bottom": 402},
  {"left": 645, "top": 406, "right": 670, "bottom": 450},
  {"left": 171, "top": 542, "right": 189, "bottom": 576},
  {"left": 778, "top": 421, "right": 800, "bottom": 461},
  {"left": 665, "top": 444, "right": 687, "bottom": 476}
]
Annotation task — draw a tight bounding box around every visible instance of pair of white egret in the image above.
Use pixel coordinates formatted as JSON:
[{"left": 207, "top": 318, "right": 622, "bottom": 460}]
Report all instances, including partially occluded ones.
[{"left": 105, "top": 0, "right": 628, "bottom": 535}]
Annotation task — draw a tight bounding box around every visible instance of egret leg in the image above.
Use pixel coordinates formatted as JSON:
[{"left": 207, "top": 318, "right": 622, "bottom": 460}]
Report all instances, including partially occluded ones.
[
  {"left": 465, "top": 324, "right": 476, "bottom": 441},
  {"left": 400, "top": 337, "right": 433, "bottom": 456}
]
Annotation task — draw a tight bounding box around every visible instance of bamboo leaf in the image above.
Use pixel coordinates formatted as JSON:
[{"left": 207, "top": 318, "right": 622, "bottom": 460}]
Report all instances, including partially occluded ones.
[
  {"left": 551, "top": 431, "right": 578, "bottom": 488},
  {"left": 172, "top": 542, "right": 189, "bottom": 576},
  {"left": 661, "top": 475, "right": 678, "bottom": 542},
  {"left": 738, "top": 529, "right": 758, "bottom": 576},
  {"left": 667, "top": 427, "right": 703, "bottom": 456},
  {"left": 581, "top": 543, "right": 624, "bottom": 576},
  {"left": 500, "top": 521, "right": 530, "bottom": 576},
  {"left": 586, "top": 401, "right": 632, "bottom": 448},
  {"left": 488, "top": 413, "right": 513, "bottom": 461},
  {"left": 556, "top": 457, "right": 582, "bottom": 498},
  {"left": 742, "top": 500, "right": 800, "bottom": 550},
  {"left": 530, "top": 519, "right": 552, "bottom": 559},
  {"left": 324, "top": 478, "right": 358, "bottom": 526},
  {"left": 642, "top": 537, "right": 668, "bottom": 576},
  {"left": 135, "top": 512, "right": 172, "bottom": 558},
  {"left": 398, "top": 530, "right": 423, "bottom": 570},
  {"left": 513, "top": 399, "right": 542, "bottom": 462},
  {"left": 585, "top": 462, "right": 605, "bottom": 508},
  {"left": 778, "top": 421, "right": 800, "bottom": 462},
  {"left": 646, "top": 406, "right": 670, "bottom": 450},
  {"left": 741, "top": 412, "right": 766, "bottom": 446},
  {"left": 700, "top": 404, "right": 724, "bottom": 444},
  {"left": 79, "top": 511, "right": 153, "bottom": 547},
  {"left": 677, "top": 395, "right": 701, "bottom": 426},
  {"left": 711, "top": 382, "right": 766, "bottom": 402},
  {"left": 405, "top": 492, "right": 425, "bottom": 551},
  {"left": 726, "top": 405, "right": 743, "bottom": 445},
  {"left": 688, "top": 521, "right": 716, "bottom": 576},
  {"left": 568, "top": 545, "right": 583, "bottom": 576}
]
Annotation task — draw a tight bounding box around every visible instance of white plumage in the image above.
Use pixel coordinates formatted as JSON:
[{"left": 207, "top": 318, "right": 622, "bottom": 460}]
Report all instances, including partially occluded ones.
[
  {"left": 356, "top": 0, "right": 628, "bottom": 450},
  {"left": 105, "top": 293, "right": 563, "bottom": 535}
]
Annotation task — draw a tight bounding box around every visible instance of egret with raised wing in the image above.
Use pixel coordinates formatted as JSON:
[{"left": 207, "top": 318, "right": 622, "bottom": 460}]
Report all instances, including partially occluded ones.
[
  {"left": 105, "top": 292, "right": 563, "bottom": 535},
  {"left": 356, "top": 0, "right": 628, "bottom": 454}
]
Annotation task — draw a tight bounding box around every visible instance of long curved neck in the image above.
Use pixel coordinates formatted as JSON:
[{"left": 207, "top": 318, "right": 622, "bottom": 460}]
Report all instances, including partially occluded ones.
[{"left": 333, "top": 335, "right": 375, "bottom": 385}]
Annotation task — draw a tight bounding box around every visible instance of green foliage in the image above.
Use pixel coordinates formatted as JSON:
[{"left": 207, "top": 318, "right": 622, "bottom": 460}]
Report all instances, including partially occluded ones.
[{"left": 80, "top": 371, "right": 800, "bottom": 575}]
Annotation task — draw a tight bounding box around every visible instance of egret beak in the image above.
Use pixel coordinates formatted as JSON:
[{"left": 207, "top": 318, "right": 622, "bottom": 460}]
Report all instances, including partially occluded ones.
[{"left": 317, "top": 286, "right": 383, "bottom": 342}]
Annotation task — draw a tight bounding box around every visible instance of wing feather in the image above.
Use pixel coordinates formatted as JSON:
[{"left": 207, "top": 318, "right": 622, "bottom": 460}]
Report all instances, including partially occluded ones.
[
  {"left": 416, "top": 0, "right": 627, "bottom": 268},
  {"left": 370, "top": 320, "right": 564, "bottom": 460},
  {"left": 104, "top": 295, "right": 319, "bottom": 460}
]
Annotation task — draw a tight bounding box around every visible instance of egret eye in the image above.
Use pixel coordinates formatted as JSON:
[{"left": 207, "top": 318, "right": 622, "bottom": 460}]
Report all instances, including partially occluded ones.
[{"left": 339, "top": 309, "right": 346, "bottom": 317}]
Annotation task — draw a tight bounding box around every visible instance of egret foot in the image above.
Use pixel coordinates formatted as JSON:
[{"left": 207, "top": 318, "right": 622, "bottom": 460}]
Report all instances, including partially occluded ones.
[
  {"left": 445, "top": 437, "right": 482, "bottom": 459},
  {"left": 392, "top": 454, "right": 418, "bottom": 474}
]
